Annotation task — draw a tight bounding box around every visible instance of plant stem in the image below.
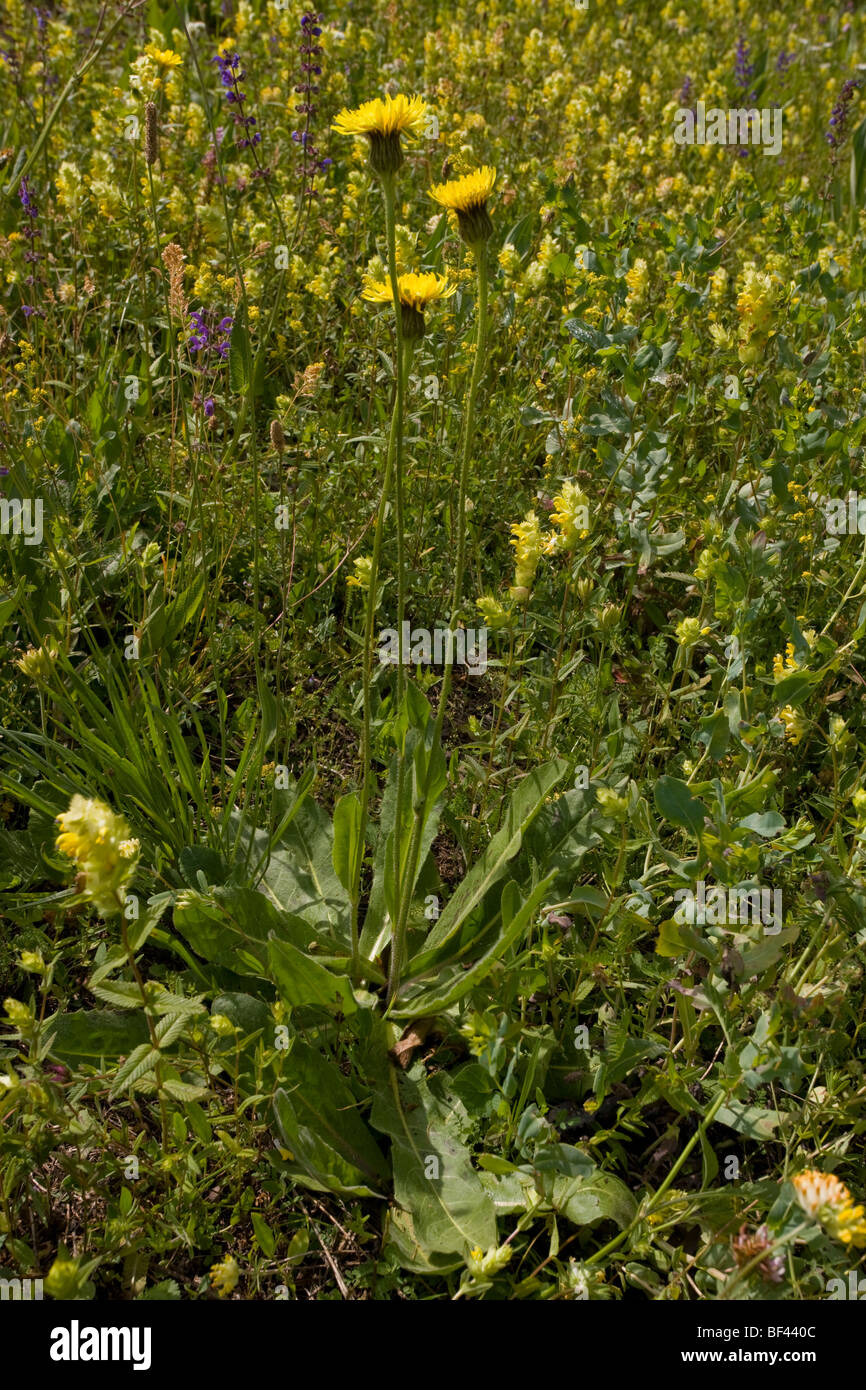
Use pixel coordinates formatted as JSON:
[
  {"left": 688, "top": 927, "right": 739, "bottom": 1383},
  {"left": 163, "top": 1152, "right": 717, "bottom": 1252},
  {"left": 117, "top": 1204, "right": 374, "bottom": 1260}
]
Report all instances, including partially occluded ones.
[
  {"left": 350, "top": 326, "right": 409, "bottom": 978},
  {"left": 434, "top": 243, "right": 489, "bottom": 746}
]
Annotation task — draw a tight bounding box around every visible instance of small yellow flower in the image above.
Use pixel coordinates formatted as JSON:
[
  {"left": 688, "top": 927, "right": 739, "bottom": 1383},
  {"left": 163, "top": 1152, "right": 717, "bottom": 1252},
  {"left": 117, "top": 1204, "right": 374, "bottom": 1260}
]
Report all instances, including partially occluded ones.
[
  {"left": 18, "top": 950, "right": 45, "bottom": 974},
  {"left": 772, "top": 643, "right": 798, "bottom": 680},
  {"left": 792, "top": 1170, "right": 866, "bottom": 1248},
  {"left": 779, "top": 705, "right": 807, "bottom": 745},
  {"left": 476, "top": 594, "right": 511, "bottom": 630},
  {"left": 16, "top": 640, "right": 58, "bottom": 681},
  {"left": 549, "top": 481, "right": 590, "bottom": 550},
  {"left": 509, "top": 511, "right": 543, "bottom": 602},
  {"left": 209, "top": 1254, "right": 240, "bottom": 1297},
  {"left": 675, "top": 616, "right": 710, "bottom": 648},
  {"left": 55, "top": 795, "right": 139, "bottom": 916},
  {"left": 465, "top": 1243, "right": 513, "bottom": 1278},
  {"left": 348, "top": 555, "right": 373, "bottom": 589},
  {"left": 144, "top": 43, "right": 182, "bottom": 69}
]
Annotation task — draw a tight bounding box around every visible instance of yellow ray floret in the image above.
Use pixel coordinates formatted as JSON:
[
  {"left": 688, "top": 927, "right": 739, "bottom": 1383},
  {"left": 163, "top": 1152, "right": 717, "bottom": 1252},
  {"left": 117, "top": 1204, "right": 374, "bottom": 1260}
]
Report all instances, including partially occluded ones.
[
  {"left": 332, "top": 94, "right": 427, "bottom": 139},
  {"left": 362, "top": 271, "right": 456, "bottom": 312},
  {"left": 429, "top": 166, "right": 497, "bottom": 213}
]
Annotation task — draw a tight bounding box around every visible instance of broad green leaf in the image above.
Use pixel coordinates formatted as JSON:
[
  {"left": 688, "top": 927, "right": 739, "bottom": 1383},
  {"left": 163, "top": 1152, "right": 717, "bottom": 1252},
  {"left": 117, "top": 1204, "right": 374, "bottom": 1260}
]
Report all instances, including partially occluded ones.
[
  {"left": 413, "top": 758, "right": 567, "bottom": 964},
  {"left": 738, "top": 811, "right": 785, "bottom": 838},
  {"left": 211, "top": 991, "right": 272, "bottom": 1038},
  {"left": 654, "top": 776, "right": 709, "bottom": 837},
  {"left": 392, "top": 873, "right": 555, "bottom": 1019},
  {"left": 360, "top": 743, "right": 443, "bottom": 961},
  {"left": 172, "top": 884, "right": 311, "bottom": 976},
  {"left": 656, "top": 917, "right": 718, "bottom": 961},
  {"left": 44, "top": 1009, "right": 150, "bottom": 1063},
  {"left": 251, "top": 1212, "right": 276, "bottom": 1257},
  {"left": 272, "top": 1041, "right": 389, "bottom": 1198},
  {"left": 332, "top": 791, "right": 363, "bottom": 897},
  {"left": 268, "top": 934, "right": 357, "bottom": 1015},
  {"left": 550, "top": 1171, "right": 637, "bottom": 1229},
  {"left": 716, "top": 1102, "right": 785, "bottom": 1140},
  {"left": 773, "top": 670, "right": 818, "bottom": 707},
  {"left": 257, "top": 798, "right": 351, "bottom": 941},
  {"left": 371, "top": 1067, "right": 496, "bottom": 1266}
]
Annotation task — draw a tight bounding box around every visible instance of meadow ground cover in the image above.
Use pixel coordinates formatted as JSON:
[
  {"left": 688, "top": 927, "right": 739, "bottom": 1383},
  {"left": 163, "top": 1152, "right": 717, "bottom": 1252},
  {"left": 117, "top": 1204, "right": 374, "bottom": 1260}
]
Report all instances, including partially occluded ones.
[{"left": 1, "top": 0, "right": 866, "bottom": 1308}]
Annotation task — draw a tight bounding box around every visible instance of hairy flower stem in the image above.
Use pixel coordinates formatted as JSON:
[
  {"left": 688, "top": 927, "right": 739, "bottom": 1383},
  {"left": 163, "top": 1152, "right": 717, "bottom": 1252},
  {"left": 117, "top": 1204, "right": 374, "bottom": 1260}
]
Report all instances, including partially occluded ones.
[
  {"left": 381, "top": 175, "right": 408, "bottom": 703},
  {"left": 434, "top": 244, "right": 488, "bottom": 746},
  {"left": 351, "top": 329, "right": 411, "bottom": 981}
]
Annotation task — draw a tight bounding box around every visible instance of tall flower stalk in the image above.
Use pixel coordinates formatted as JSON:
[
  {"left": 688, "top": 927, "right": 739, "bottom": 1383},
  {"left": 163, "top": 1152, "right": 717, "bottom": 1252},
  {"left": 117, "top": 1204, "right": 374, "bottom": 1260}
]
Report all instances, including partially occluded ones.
[
  {"left": 428, "top": 167, "right": 496, "bottom": 745},
  {"left": 331, "top": 93, "right": 427, "bottom": 979},
  {"left": 386, "top": 171, "right": 496, "bottom": 1006}
]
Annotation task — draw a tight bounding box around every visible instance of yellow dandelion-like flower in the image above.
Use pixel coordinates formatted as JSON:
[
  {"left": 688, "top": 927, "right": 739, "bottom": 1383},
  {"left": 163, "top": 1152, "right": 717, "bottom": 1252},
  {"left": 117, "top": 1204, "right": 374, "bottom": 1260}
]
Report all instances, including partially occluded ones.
[
  {"left": 362, "top": 270, "right": 455, "bottom": 338},
  {"left": 55, "top": 794, "right": 139, "bottom": 916},
  {"left": 332, "top": 94, "right": 427, "bottom": 176},
  {"left": 144, "top": 43, "right": 182, "bottom": 69},
  {"left": 429, "top": 166, "right": 496, "bottom": 248}
]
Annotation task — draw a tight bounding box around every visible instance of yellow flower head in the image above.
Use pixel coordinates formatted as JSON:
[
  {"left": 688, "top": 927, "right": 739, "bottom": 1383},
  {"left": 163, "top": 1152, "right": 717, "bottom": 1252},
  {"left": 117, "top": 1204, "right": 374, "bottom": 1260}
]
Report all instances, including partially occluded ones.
[
  {"left": 793, "top": 1170, "right": 866, "bottom": 1248},
  {"left": 348, "top": 555, "right": 373, "bottom": 589},
  {"left": 209, "top": 1254, "right": 240, "bottom": 1298},
  {"left": 55, "top": 794, "right": 139, "bottom": 916},
  {"left": 144, "top": 43, "right": 182, "bottom": 69},
  {"left": 549, "top": 481, "right": 590, "bottom": 550},
  {"left": 332, "top": 94, "right": 427, "bottom": 176},
  {"left": 429, "top": 166, "right": 496, "bottom": 247},
  {"left": 362, "top": 270, "right": 455, "bottom": 338},
  {"left": 772, "top": 643, "right": 798, "bottom": 681},
  {"left": 792, "top": 1169, "right": 850, "bottom": 1218},
  {"left": 16, "top": 639, "right": 58, "bottom": 681},
  {"left": 779, "top": 705, "right": 807, "bottom": 746},
  {"left": 476, "top": 594, "right": 512, "bottom": 630}
]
